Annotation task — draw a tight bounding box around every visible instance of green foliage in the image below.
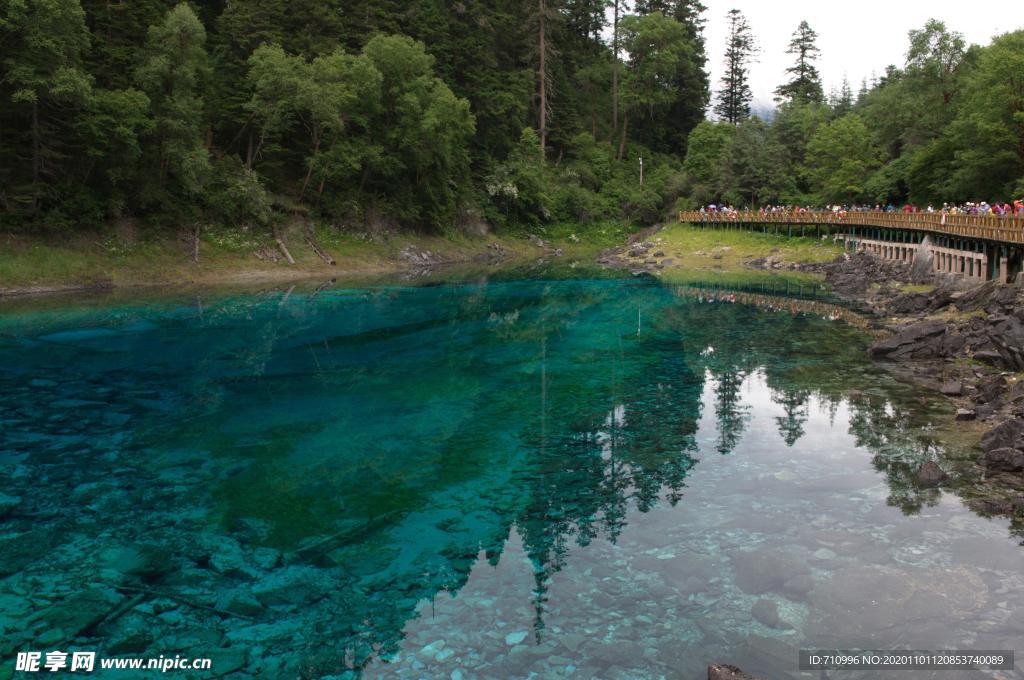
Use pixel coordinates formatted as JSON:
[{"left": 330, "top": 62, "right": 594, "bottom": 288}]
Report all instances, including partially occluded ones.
[
  {"left": 1, "top": 0, "right": 712, "bottom": 234},
  {"left": 718, "top": 117, "right": 787, "bottom": 206},
  {"left": 682, "top": 20, "right": 1023, "bottom": 208},
  {"left": 619, "top": 13, "right": 692, "bottom": 115},
  {"left": 943, "top": 30, "right": 1024, "bottom": 200},
  {"left": 805, "top": 114, "right": 881, "bottom": 203},
  {"left": 135, "top": 3, "right": 211, "bottom": 202},
  {"left": 681, "top": 121, "right": 733, "bottom": 204}
]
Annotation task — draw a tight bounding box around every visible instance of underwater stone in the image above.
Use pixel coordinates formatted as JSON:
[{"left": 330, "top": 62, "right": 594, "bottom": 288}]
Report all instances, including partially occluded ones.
[
  {"left": 103, "top": 614, "right": 155, "bottom": 655},
  {"left": 251, "top": 547, "right": 282, "bottom": 571},
  {"left": 216, "top": 590, "right": 264, "bottom": 618},
  {"left": 251, "top": 565, "right": 332, "bottom": 607},
  {"left": 99, "top": 544, "right": 172, "bottom": 581},
  {"left": 0, "top": 493, "right": 21, "bottom": 517},
  {"left": 32, "top": 588, "right": 123, "bottom": 639},
  {"left": 750, "top": 599, "right": 791, "bottom": 630},
  {"left": 708, "top": 663, "right": 765, "bottom": 680},
  {"left": 504, "top": 631, "right": 528, "bottom": 646},
  {"left": 205, "top": 648, "right": 248, "bottom": 677},
  {"left": 731, "top": 547, "right": 810, "bottom": 595},
  {"left": 915, "top": 461, "right": 948, "bottom": 487},
  {"left": 780, "top": 574, "right": 815, "bottom": 601}
]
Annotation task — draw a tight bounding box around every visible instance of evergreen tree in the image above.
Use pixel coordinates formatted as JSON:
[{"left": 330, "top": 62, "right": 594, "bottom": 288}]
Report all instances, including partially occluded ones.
[
  {"left": 714, "top": 9, "right": 756, "bottom": 125},
  {"left": 829, "top": 76, "right": 853, "bottom": 116},
  {"left": 774, "top": 20, "right": 823, "bottom": 105},
  {"left": 0, "top": 0, "right": 93, "bottom": 214}
]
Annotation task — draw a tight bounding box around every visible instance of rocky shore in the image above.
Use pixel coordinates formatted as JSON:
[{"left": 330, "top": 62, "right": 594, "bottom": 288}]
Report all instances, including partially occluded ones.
[{"left": 765, "top": 252, "right": 1024, "bottom": 521}]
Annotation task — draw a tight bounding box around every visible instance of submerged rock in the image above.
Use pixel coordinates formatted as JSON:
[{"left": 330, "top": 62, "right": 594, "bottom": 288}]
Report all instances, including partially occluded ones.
[
  {"left": 0, "top": 492, "right": 22, "bottom": 518},
  {"left": 708, "top": 663, "right": 765, "bottom": 680},
  {"left": 731, "top": 547, "right": 810, "bottom": 595},
  {"left": 916, "top": 460, "right": 948, "bottom": 487},
  {"left": 504, "top": 630, "right": 528, "bottom": 646},
  {"left": 750, "top": 599, "right": 791, "bottom": 630}
]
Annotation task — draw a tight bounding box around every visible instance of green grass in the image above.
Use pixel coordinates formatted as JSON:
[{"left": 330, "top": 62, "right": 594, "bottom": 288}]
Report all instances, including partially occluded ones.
[
  {"left": 0, "top": 220, "right": 634, "bottom": 294},
  {"left": 647, "top": 224, "right": 842, "bottom": 272}
]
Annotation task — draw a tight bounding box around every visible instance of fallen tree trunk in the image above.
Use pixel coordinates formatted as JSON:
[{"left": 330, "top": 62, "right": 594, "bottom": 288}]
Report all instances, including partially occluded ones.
[
  {"left": 272, "top": 225, "right": 295, "bottom": 265},
  {"left": 303, "top": 223, "right": 336, "bottom": 265}
]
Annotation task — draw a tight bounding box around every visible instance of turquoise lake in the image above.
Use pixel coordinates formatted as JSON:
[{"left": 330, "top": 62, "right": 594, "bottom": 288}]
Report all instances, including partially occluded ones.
[{"left": 1, "top": 274, "right": 1022, "bottom": 679}]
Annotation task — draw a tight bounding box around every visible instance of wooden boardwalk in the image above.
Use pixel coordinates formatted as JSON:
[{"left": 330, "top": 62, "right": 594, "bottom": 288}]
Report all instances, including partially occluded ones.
[{"left": 678, "top": 211, "right": 1024, "bottom": 245}]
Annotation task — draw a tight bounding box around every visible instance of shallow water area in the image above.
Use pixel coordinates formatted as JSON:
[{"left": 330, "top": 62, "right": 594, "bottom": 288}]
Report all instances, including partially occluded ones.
[{"left": 1, "top": 273, "right": 1022, "bottom": 679}]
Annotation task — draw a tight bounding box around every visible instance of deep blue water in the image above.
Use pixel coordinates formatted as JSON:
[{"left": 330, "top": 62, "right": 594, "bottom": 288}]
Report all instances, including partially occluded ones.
[{"left": 1, "top": 276, "right": 1022, "bottom": 679}]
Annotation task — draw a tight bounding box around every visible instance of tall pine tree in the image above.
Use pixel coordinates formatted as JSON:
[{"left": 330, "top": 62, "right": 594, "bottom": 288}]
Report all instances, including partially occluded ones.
[
  {"left": 774, "top": 20, "right": 823, "bottom": 105},
  {"left": 714, "top": 9, "right": 755, "bottom": 125}
]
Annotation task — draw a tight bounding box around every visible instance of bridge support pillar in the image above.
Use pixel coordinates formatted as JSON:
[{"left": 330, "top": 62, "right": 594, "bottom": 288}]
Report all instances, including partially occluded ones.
[{"left": 999, "top": 256, "right": 1009, "bottom": 284}]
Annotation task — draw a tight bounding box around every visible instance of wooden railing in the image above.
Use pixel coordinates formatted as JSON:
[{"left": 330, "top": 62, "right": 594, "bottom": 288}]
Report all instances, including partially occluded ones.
[{"left": 678, "top": 210, "right": 1024, "bottom": 245}]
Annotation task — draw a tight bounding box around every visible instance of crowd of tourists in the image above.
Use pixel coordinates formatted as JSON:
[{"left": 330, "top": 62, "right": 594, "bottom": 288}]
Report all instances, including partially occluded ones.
[{"left": 699, "top": 199, "right": 1024, "bottom": 218}]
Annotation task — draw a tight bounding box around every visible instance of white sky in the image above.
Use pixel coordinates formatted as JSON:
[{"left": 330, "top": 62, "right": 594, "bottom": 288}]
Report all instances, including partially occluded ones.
[{"left": 701, "top": 0, "right": 1024, "bottom": 110}]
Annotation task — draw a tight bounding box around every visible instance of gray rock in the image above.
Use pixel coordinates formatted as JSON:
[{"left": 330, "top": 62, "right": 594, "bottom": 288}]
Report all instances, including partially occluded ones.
[
  {"left": 708, "top": 664, "right": 765, "bottom": 680},
  {"left": 731, "top": 547, "right": 810, "bottom": 595},
  {"left": 103, "top": 614, "right": 155, "bottom": 655},
  {"left": 251, "top": 565, "right": 330, "bottom": 607},
  {"left": 505, "top": 630, "right": 528, "bottom": 646},
  {"left": 868, "top": 320, "right": 947, "bottom": 360},
  {"left": 983, "top": 448, "right": 1024, "bottom": 473},
  {"left": 32, "top": 588, "right": 123, "bottom": 639},
  {"left": 916, "top": 460, "right": 948, "bottom": 487},
  {"left": 750, "top": 599, "right": 791, "bottom": 630},
  {"left": 781, "top": 573, "right": 815, "bottom": 601},
  {"left": 216, "top": 590, "right": 263, "bottom": 618},
  {"left": 955, "top": 408, "right": 976, "bottom": 421},
  {"left": 100, "top": 544, "right": 172, "bottom": 581},
  {"left": 939, "top": 380, "right": 963, "bottom": 396},
  {"left": 981, "top": 419, "right": 1024, "bottom": 452}
]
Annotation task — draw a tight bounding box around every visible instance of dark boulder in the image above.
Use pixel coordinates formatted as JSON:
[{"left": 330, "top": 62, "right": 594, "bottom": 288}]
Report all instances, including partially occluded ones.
[
  {"left": 954, "top": 281, "right": 999, "bottom": 312},
  {"left": 976, "top": 375, "right": 1008, "bottom": 405},
  {"left": 868, "top": 320, "right": 947, "bottom": 360},
  {"left": 980, "top": 419, "right": 1024, "bottom": 452},
  {"left": 983, "top": 448, "right": 1024, "bottom": 473},
  {"left": 916, "top": 460, "right": 948, "bottom": 486},
  {"left": 731, "top": 547, "right": 810, "bottom": 595},
  {"left": 939, "top": 380, "right": 963, "bottom": 396},
  {"left": 708, "top": 664, "right": 765, "bottom": 680},
  {"left": 751, "top": 599, "right": 792, "bottom": 630},
  {"left": 889, "top": 288, "right": 953, "bottom": 315}
]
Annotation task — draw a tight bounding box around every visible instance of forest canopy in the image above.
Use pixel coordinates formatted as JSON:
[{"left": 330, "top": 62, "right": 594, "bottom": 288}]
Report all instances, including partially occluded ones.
[{"left": 1, "top": 2, "right": 1021, "bottom": 236}]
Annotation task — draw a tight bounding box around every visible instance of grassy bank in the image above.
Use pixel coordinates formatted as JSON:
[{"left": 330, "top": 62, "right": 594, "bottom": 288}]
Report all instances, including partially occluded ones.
[
  {"left": 1, "top": 221, "right": 846, "bottom": 297},
  {"left": 0, "top": 221, "right": 635, "bottom": 296},
  {"left": 648, "top": 223, "right": 842, "bottom": 270}
]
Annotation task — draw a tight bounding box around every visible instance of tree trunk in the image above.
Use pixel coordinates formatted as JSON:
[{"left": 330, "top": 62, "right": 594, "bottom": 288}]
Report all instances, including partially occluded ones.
[
  {"left": 303, "top": 221, "right": 336, "bottom": 266},
  {"left": 617, "top": 112, "right": 629, "bottom": 161},
  {"left": 612, "top": 0, "right": 619, "bottom": 137},
  {"left": 192, "top": 223, "right": 201, "bottom": 263},
  {"left": 299, "top": 129, "right": 321, "bottom": 202},
  {"left": 30, "top": 99, "right": 40, "bottom": 213},
  {"left": 245, "top": 130, "right": 255, "bottom": 170},
  {"left": 538, "top": 0, "right": 547, "bottom": 161},
  {"left": 273, "top": 225, "right": 296, "bottom": 265}
]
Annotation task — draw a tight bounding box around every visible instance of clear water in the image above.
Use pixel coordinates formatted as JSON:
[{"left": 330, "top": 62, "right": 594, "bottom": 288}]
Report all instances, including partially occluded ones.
[{"left": 1, "top": 276, "right": 1021, "bottom": 679}]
